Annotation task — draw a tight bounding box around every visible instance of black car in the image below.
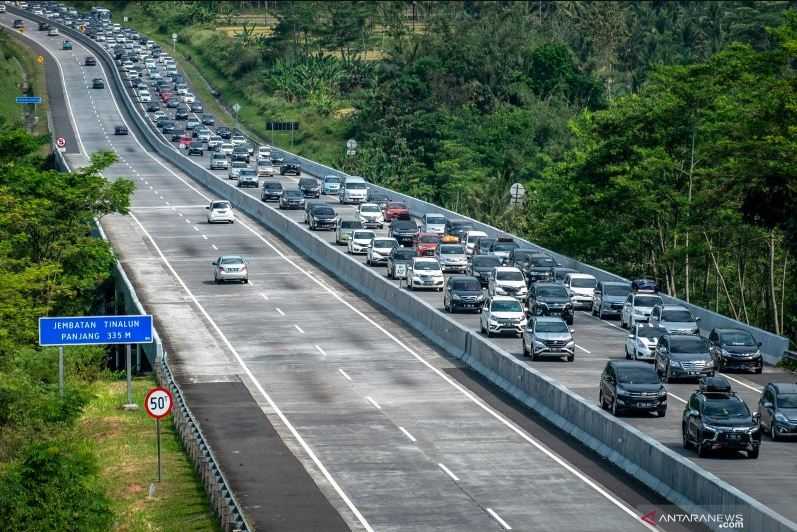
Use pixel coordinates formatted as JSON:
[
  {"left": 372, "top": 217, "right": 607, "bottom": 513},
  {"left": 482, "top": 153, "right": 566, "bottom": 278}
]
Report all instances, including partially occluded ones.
[
  {"left": 84, "top": 56, "right": 97, "bottom": 66},
  {"left": 708, "top": 328, "right": 763, "bottom": 374},
  {"left": 260, "top": 181, "right": 284, "bottom": 202},
  {"left": 489, "top": 238, "right": 521, "bottom": 264},
  {"left": 527, "top": 283, "right": 574, "bottom": 325},
  {"left": 308, "top": 204, "right": 337, "bottom": 231},
  {"left": 525, "top": 253, "right": 559, "bottom": 283},
  {"left": 92, "top": 78, "right": 105, "bottom": 89},
  {"left": 201, "top": 114, "right": 215, "bottom": 126},
  {"left": 758, "top": 382, "right": 797, "bottom": 441},
  {"left": 298, "top": 177, "right": 321, "bottom": 198},
  {"left": 443, "top": 276, "right": 485, "bottom": 313},
  {"left": 38, "top": 22, "right": 50, "bottom": 31},
  {"left": 174, "top": 107, "right": 190, "bottom": 120},
  {"left": 655, "top": 334, "right": 714, "bottom": 382},
  {"left": 387, "top": 247, "right": 417, "bottom": 280},
  {"left": 600, "top": 360, "right": 667, "bottom": 417},
  {"left": 114, "top": 125, "right": 129, "bottom": 135},
  {"left": 167, "top": 98, "right": 180, "bottom": 109},
  {"left": 216, "top": 126, "right": 231, "bottom": 139},
  {"left": 281, "top": 163, "right": 301, "bottom": 176},
  {"left": 468, "top": 255, "right": 502, "bottom": 286},
  {"left": 162, "top": 123, "right": 181, "bottom": 136},
  {"left": 170, "top": 130, "right": 187, "bottom": 142},
  {"left": 279, "top": 190, "right": 305, "bottom": 210},
  {"left": 145, "top": 102, "right": 160, "bottom": 113},
  {"left": 446, "top": 220, "right": 474, "bottom": 242},
  {"left": 187, "top": 142, "right": 204, "bottom": 156},
  {"left": 682, "top": 376, "right": 761, "bottom": 458},
  {"left": 473, "top": 238, "right": 496, "bottom": 256},
  {"left": 389, "top": 219, "right": 419, "bottom": 246}
]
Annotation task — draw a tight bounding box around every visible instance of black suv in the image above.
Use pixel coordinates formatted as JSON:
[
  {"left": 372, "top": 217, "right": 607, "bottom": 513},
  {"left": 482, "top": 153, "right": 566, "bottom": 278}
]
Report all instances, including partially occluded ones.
[
  {"left": 281, "top": 163, "right": 301, "bottom": 176},
  {"left": 389, "top": 218, "right": 419, "bottom": 246},
  {"left": 758, "top": 382, "right": 797, "bottom": 441},
  {"left": 298, "top": 177, "right": 321, "bottom": 198},
  {"left": 84, "top": 56, "right": 97, "bottom": 66},
  {"left": 92, "top": 78, "right": 105, "bottom": 89},
  {"left": 682, "top": 376, "right": 761, "bottom": 458},
  {"left": 260, "top": 181, "right": 284, "bottom": 202},
  {"left": 527, "top": 283, "right": 574, "bottom": 325},
  {"left": 655, "top": 334, "right": 714, "bottom": 382},
  {"left": 307, "top": 204, "right": 337, "bottom": 231},
  {"left": 708, "top": 328, "right": 763, "bottom": 374},
  {"left": 600, "top": 360, "right": 667, "bottom": 417},
  {"left": 515, "top": 251, "right": 558, "bottom": 284},
  {"left": 468, "top": 255, "right": 502, "bottom": 286},
  {"left": 443, "top": 276, "right": 485, "bottom": 313},
  {"left": 174, "top": 107, "right": 190, "bottom": 120},
  {"left": 216, "top": 126, "right": 232, "bottom": 139}
]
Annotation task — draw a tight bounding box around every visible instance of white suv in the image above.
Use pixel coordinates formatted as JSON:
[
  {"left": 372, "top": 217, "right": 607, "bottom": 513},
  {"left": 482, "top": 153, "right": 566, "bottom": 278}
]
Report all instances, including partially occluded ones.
[
  {"left": 404, "top": 257, "right": 444, "bottom": 291},
  {"left": 564, "top": 273, "right": 597, "bottom": 310},
  {"left": 480, "top": 296, "right": 526, "bottom": 338},
  {"left": 206, "top": 200, "right": 234, "bottom": 224},
  {"left": 488, "top": 267, "right": 528, "bottom": 301}
]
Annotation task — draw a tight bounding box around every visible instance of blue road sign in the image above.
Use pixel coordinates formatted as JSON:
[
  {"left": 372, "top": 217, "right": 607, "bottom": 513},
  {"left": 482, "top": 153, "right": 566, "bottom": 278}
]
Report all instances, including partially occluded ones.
[
  {"left": 16, "top": 96, "right": 43, "bottom": 104},
  {"left": 39, "top": 315, "right": 154, "bottom": 346}
]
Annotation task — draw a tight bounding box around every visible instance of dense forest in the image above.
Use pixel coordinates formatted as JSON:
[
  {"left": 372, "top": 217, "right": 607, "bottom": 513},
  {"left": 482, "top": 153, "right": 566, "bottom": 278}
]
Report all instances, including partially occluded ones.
[{"left": 89, "top": 1, "right": 796, "bottom": 342}]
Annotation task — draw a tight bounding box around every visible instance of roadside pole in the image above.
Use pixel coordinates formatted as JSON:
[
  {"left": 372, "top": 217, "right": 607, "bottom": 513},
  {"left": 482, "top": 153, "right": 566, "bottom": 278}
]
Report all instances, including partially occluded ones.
[
  {"left": 144, "top": 387, "right": 173, "bottom": 483},
  {"left": 58, "top": 346, "right": 64, "bottom": 398},
  {"left": 123, "top": 344, "right": 138, "bottom": 410}
]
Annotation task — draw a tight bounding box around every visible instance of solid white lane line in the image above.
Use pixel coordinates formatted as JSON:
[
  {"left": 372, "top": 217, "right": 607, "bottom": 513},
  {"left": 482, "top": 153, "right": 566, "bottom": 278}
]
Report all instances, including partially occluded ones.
[
  {"left": 275, "top": 308, "right": 285, "bottom": 316},
  {"left": 294, "top": 324, "right": 305, "bottom": 334},
  {"left": 48, "top": 31, "right": 652, "bottom": 528},
  {"left": 486, "top": 508, "right": 512, "bottom": 530},
  {"left": 126, "top": 213, "right": 375, "bottom": 532},
  {"left": 338, "top": 368, "right": 352, "bottom": 382},
  {"left": 438, "top": 463, "right": 460, "bottom": 482},
  {"left": 722, "top": 374, "right": 763, "bottom": 393},
  {"left": 668, "top": 393, "right": 687, "bottom": 404},
  {"left": 366, "top": 396, "right": 381, "bottom": 410},
  {"left": 576, "top": 344, "right": 591, "bottom": 354},
  {"left": 315, "top": 345, "right": 327, "bottom": 357},
  {"left": 398, "top": 426, "right": 417, "bottom": 443}
]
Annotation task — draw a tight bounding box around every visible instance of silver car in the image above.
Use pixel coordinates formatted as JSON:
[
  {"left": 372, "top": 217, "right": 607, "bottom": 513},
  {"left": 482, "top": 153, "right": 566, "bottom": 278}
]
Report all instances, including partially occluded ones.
[
  {"left": 621, "top": 292, "right": 663, "bottom": 329},
  {"left": 649, "top": 304, "right": 700, "bottom": 335},
  {"left": 522, "top": 316, "right": 575, "bottom": 361},
  {"left": 435, "top": 243, "right": 468, "bottom": 273},
  {"left": 212, "top": 256, "right": 248, "bottom": 284},
  {"left": 367, "top": 237, "right": 398, "bottom": 266}
]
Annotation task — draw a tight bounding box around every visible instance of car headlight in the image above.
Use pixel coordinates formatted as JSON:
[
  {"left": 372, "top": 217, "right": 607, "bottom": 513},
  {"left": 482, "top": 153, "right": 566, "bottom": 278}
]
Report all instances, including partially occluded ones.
[
  {"left": 488, "top": 318, "right": 500, "bottom": 326},
  {"left": 452, "top": 294, "right": 462, "bottom": 301},
  {"left": 413, "top": 276, "right": 422, "bottom": 282},
  {"left": 669, "top": 360, "right": 682, "bottom": 368},
  {"left": 705, "top": 359, "right": 714, "bottom": 368},
  {"left": 533, "top": 340, "right": 546, "bottom": 348},
  {"left": 657, "top": 388, "right": 667, "bottom": 397},
  {"left": 566, "top": 340, "right": 575, "bottom": 348},
  {"left": 775, "top": 412, "right": 788, "bottom": 422}
]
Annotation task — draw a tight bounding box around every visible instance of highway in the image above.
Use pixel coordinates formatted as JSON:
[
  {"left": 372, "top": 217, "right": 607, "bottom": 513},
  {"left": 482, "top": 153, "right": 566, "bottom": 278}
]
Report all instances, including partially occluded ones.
[
  {"left": 0, "top": 10, "right": 688, "bottom": 532},
  {"left": 109, "top": 28, "right": 797, "bottom": 526}
]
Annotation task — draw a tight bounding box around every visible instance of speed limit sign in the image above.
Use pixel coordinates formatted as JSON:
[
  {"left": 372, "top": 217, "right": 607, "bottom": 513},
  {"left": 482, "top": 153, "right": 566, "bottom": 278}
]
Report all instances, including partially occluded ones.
[{"left": 144, "top": 387, "right": 173, "bottom": 419}]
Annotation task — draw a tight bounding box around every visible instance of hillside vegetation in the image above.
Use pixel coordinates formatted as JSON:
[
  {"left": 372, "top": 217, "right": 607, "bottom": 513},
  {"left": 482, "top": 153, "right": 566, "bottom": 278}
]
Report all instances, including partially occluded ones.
[{"left": 86, "top": 1, "right": 795, "bottom": 341}]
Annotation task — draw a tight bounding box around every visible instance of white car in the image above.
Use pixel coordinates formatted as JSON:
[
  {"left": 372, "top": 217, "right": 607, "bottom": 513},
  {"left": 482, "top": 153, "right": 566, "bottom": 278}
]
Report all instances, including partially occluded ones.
[
  {"left": 220, "top": 143, "right": 235, "bottom": 156},
  {"left": 348, "top": 230, "right": 376, "bottom": 255},
  {"left": 366, "top": 237, "right": 398, "bottom": 266},
  {"left": 257, "top": 146, "right": 272, "bottom": 160},
  {"left": 464, "top": 230, "right": 488, "bottom": 255},
  {"left": 488, "top": 266, "right": 528, "bottom": 300},
  {"left": 357, "top": 203, "right": 384, "bottom": 229},
  {"left": 480, "top": 296, "right": 527, "bottom": 338},
  {"left": 620, "top": 292, "right": 664, "bottom": 329},
  {"left": 206, "top": 200, "right": 234, "bottom": 224},
  {"left": 422, "top": 213, "right": 448, "bottom": 235},
  {"left": 228, "top": 161, "right": 248, "bottom": 180},
  {"left": 564, "top": 273, "right": 597, "bottom": 310},
  {"left": 182, "top": 93, "right": 195, "bottom": 104},
  {"left": 625, "top": 324, "right": 667, "bottom": 361},
  {"left": 404, "top": 257, "right": 444, "bottom": 291},
  {"left": 231, "top": 135, "right": 247, "bottom": 146},
  {"left": 207, "top": 135, "right": 223, "bottom": 151},
  {"left": 256, "top": 162, "right": 275, "bottom": 178}
]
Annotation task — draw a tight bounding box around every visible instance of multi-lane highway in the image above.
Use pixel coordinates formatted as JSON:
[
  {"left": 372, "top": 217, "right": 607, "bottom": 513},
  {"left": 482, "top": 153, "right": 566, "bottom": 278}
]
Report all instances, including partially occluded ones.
[{"left": 0, "top": 9, "right": 701, "bottom": 532}]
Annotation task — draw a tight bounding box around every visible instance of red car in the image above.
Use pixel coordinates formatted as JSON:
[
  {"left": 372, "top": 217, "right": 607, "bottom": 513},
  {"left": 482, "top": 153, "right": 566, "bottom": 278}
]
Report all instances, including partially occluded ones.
[
  {"left": 383, "top": 201, "right": 409, "bottom": 222},
  {"left": 178, "top": 135, "right": 193, "bottom": 149},
  {"left": 160, "top": 91, "right": 173, "bottom": 103},
  {"left": 415, "top": 232, "right": 441, "bottom": 256}
]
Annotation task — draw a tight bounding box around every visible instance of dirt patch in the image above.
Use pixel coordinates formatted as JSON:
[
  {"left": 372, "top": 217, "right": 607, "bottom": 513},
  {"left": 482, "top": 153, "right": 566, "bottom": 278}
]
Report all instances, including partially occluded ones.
[{"left": 126, "top": 483, "right": 145, "bottom": 494}]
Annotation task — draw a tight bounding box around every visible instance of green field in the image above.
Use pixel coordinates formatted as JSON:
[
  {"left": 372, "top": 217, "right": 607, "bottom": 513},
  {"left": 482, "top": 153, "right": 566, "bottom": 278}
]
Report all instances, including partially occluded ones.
[{"left": 0, "top": 30, "right": 48, "bottom": 134}]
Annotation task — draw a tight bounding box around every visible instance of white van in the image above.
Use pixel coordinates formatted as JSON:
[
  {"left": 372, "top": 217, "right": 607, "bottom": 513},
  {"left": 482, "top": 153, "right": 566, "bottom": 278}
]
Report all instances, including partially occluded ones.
[
  {"left": 338, "top": 176, "right": 368, "bottom": 204},
  {"left": 564, "top": 273, "right": 598, "bottom": 309}
]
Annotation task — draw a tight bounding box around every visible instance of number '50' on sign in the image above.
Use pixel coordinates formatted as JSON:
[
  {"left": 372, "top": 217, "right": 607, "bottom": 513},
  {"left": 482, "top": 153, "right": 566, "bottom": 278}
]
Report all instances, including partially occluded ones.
[{"left": 144, "top": 387, "right": 173, "bottom": 419}]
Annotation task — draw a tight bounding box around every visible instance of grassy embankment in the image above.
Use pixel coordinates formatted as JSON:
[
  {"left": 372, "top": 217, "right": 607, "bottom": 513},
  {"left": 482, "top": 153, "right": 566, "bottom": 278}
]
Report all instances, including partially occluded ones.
[{"left": 0, "top": 29, "right": 49, "bottom": 135}]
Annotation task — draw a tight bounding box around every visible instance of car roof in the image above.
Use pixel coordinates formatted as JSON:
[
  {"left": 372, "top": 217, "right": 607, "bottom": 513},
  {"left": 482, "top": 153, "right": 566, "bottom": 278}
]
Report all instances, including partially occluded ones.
[
  {"left": 413, "top": 257, "right": 439, "bottom": 263},
  {"left": 601, "top": 281, "right": 630, "bottom": 287},
  {"left": 534, "top": 282, "right": 564, "bottom": 289},
  {"left": 567, "top": 273, "right": 596, "bottom": 279},
  {"left": 713, "top": 327, "right": 747, "bottom": 335},
  {"left": 659, "top": 304, "right": 688, "bottom": 311}
]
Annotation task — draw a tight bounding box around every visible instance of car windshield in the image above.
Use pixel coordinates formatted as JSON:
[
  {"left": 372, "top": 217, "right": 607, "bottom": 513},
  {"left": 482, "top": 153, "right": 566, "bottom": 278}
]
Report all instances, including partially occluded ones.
[
  {"left": 777, "top": 394, "right": 797, "bottom": 408},
  {"left": 232, "top": 162, "right": 247, "bottom": 168},
  {"left": 571, "top": 277, "right": 597, "bottom": 288},
  {"left": 264, "top": 183, "right": 282, "bottom": 190},
  {"left": 419, "top": 235, "right": 440, "bottom": 244},
  {"left": 299, "top": 179, "right": 317, "bottom": 187},
  {"left": 414, "top": 261, "right": 440, "bottom": 271},
  {"left": 211, "top": 202, "right": 230, "bottom": 210},
  {"left": 530, "top": 255, "right": 556, "bottom": 267},
  {"left": 535, "top": 320, "right": 569, "bottom": 333},
  {"left": 440, "top": 245, "right": 465, "bottom": 254},
  {"left": 388, "top": 203, "right": 407, "bottom": 210},
  {"left": 394, "top": 222, "right": 417, "bottom": 231},
  {"left": 473, "top": 256, "right": 501, "bottom": 268},
  {"left": 240, "top": 170, "right": 256, "bottom": 177},
  {"left": 605, "top": 284, "right": 631, "bottom": 296},
  {"left": 669, "top": 336, "right": 708, "bottom": 353},
  {"left": 353, "top": 231, "right": 375, "bottom": 240},
  {"left": 426, "top": 216, "right": 446, "bottom": 225},
  {"left": 635, "top": 295, "right": 662, "bottom": 307},
  {"left": 478, "top": 239, "right": 496, "bottom": 250},
  {"left": 703, "top": 398, "right": 750, "bottom": 419},
  {"left": 617, "top": 367, "right": 659, "bottom": 384},
  {"left": 496, "top": 271, "right": 524, "bottom": 281},
  {"left": 373, "top": 239, "right": 396, "bottom": 248},
  {"left": 638, "top": 326, "right": 667, "bottom": 339},
  {"left": 285, "top": 191, "right": 303, "bottom": 198},
  {"left": 452, "top": 279, "right": 481, "bottom": 291},
  {"left": 720, "top": 331, "right": 756, "bottom": 346},
  {"left": 662, "top": 310, "right": 694, "bottom": 322},
  {"left": 393, "top": 249, "right": 416, "bottom": 260},
  {"left": 536, "top": 286, "right": 568, "bottom": 298},
  {"left": 220, "top": 257, "right": 243, "bottom": 265},
  {"left": 340, "top": 221, "right": 361, "bottom": 228},
  {"left": 493, "top": 242, "right": 519, "bottom": 252},
  {"left": 324, "top": 176, "right": 340, "bottom": 183},
  {"left": 347, "top": 182, "right": 367, "bottom": 190},
  {"left": 449, "top": 222, "right": 471, "bottom": 230},
  {"left": 467, "top": 234, "right": 487, "bottom": 243},
  {"left": 314, "top": 207, "right": 335, "bottom": 216},
  {"left": 360, "top": 204, "right": 380, "bottom": 213},
  {"left": 492, "top": 300, "right": 523, "bottom": 313}
]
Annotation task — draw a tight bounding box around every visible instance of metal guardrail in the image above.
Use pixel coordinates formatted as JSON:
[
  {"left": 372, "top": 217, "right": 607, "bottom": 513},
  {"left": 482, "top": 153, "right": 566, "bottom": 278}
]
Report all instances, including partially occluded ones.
[{"left": 784, "top": 350, "right": 797, "bottom": 363}]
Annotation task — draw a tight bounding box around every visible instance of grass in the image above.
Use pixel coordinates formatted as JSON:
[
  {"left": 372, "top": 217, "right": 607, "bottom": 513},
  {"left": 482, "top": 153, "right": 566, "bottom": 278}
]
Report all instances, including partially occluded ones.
[
  {"left": 0, "top": 30, "right": 49, "bottom": 135},
  {"left": 80, "top": 377, "right": 219, "bottom": 532}
]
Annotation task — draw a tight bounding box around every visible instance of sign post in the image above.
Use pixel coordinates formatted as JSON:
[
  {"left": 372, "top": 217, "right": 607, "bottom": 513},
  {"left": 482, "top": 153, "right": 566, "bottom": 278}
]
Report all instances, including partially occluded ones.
[
  {"left": 39, "top": 315, "right": 153, "bottom": 404},
  {"left": 144, "top": 387, "right": 173, "bottom": 482},
  {"left": 171, "top": 33, "right": 177, "bottom": 54}
]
